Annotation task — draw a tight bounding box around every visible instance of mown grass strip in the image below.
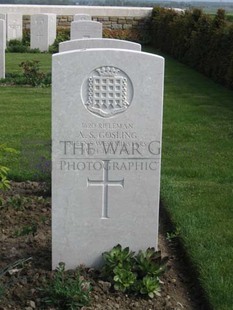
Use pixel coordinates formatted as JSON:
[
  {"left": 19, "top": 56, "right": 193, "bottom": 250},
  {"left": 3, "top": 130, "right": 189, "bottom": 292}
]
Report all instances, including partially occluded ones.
[
  {"left": 157, "top": 51, "right": 233, "bottom": 310},
  {"left": 0, "top": 86, "right": 50, "bottom": 181},
  {"left": 5, "top": 52, "right": 52, "bottom": 73}
]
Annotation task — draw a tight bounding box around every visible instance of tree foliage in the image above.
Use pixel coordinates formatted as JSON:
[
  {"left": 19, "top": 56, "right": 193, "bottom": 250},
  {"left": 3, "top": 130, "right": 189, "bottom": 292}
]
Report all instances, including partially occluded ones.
[{"left": 151, "top": 7, "right": 233, "bottom": 89}]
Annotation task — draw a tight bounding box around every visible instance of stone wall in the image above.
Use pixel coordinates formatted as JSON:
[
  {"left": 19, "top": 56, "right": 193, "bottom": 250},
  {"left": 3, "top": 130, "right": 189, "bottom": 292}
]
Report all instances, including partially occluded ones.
[
  {"left": 0, "top": 5, "right": 152, "bottom": 32},
  {"left": 23, "top": 15, "right": 150, "bottom": 32}
]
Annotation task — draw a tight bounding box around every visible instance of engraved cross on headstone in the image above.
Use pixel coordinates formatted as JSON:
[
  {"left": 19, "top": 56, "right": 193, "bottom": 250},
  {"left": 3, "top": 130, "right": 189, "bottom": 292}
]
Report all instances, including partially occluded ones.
[{"left": 87, "top": 160, "right": 124, "bottom": 219}]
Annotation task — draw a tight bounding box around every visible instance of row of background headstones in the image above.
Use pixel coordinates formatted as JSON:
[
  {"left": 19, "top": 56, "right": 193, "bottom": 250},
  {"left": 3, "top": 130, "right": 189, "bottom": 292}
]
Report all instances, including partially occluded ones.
[
  {"left": 0, "top": 13, "right": 103, "bottom": 78},
  {"left": 0, "top": 13, "right": 103, "bottom": 50}
]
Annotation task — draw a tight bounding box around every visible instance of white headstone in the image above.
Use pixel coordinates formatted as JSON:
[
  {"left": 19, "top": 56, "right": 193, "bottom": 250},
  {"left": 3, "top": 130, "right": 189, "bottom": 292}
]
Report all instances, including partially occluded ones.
[
  {"left": 0, "top": 19, "right": 5, "bottom": 78},
  {"left": 59, "top": 38, "right": 141, "bottom": 53},
  {"left": 30, "top": 14, "right": 56, "bottom": 52},
  {"left": 70, "top": 21, "right": 102, "bottom": 40},
  {"left": 0, "top": 14, "right": 6, "bottom": 49},
  {"left": 74, "top": 14, "right": 91, "bottom": 21},
  {"left": 52, "top": 48, "right": 164, "bottom": 269},
  {"left": 7, "top": 13, "right": 22, "bottom": 41},
  {"left": 0, "top": 14, "right": 6, "bottom": 21}
]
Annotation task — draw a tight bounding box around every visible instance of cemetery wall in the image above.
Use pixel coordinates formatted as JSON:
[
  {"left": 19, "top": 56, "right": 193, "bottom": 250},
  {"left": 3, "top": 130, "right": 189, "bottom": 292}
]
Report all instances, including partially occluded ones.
[
  {"left": 0, "top": 5, "right": 151, "bottom": 32},
  {"left": 23, "top": 15, "right": 149, "bottom": 31}
]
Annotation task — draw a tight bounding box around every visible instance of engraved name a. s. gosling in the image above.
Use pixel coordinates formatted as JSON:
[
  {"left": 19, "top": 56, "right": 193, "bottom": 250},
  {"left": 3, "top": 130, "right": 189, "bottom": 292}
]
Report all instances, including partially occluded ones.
[{"left": 82, "top": 66, "right": 133, "bottom": 118}]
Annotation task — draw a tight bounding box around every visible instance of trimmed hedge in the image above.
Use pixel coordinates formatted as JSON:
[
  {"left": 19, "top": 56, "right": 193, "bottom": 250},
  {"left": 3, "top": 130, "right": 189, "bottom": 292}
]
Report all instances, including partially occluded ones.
[{"left": 151, "top": 7, "right": 233, "bottom": 88}]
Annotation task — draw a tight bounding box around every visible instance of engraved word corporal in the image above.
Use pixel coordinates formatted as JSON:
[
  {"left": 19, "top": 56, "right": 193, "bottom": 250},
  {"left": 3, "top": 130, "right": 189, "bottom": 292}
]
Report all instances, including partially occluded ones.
[
  {"left": 87, "top": 160, "right": 124, "bottom": 219},
  {"left": 83, "top": 66, "right": 133, "bottom": 118}
]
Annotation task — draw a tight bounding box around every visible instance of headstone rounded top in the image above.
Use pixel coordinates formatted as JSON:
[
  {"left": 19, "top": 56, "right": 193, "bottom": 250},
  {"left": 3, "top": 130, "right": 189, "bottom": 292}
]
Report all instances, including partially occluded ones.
[{"left": 74, "top": 14, "right": 91, "bottom": 21}]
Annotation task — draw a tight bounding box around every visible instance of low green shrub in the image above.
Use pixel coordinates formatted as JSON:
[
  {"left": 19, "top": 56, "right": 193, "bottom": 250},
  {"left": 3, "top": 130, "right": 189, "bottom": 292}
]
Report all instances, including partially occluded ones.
[
  {"left": 0, "top": 60, "right": 51, "bottom": 87},
  {"left": 151, "top": 7, "right": 233, "bottom": 88},
  {"left": 0, "top": 73, "right": 27, "bottom": 85},
  {"left": 6, "top": 195, "right": 26, "bottom": 210},
  {"left": 6, "top": 38, "right": 40, "bottom": 53},
  {"left": 6, "top": 39, "right": 28, "bottom": 53},
  {"left": 49, "top": 27, "right": 70, "bottom": 53},
  {"left": 14, "top": 223, "right": 38, "bottom": 237},
  {"left": 22, "top": 29, "right": 30, "bottom": 47},
  {"left": 42, "top": 263, "right": 91, "bottom": 310},
  {"left": 19, "top": 60, "right": 46, "bottom": 86},
  {"left": 103, "top": 28, "right": 151, "bottom": 44},
  {"left": 101, "top": 244, "right": 167, "bottom": 298},
  {"left": 0, "top": 145, "right": 18, "bottom": 190}
]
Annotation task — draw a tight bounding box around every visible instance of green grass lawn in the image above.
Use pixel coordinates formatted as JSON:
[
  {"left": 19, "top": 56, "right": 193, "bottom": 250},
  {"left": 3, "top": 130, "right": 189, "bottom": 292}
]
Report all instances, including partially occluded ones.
[
  {"left": 1, "top": 52, "right": 233, "bottom": 309},
  {"left": 159, "top": 53, "right": 233, "bottom": 310},
  {"left": 5, "top": 52, "right": 52, "bottom": 73},
  {"left": 1, "top": 53, "right": 51, "bottom": 180}
]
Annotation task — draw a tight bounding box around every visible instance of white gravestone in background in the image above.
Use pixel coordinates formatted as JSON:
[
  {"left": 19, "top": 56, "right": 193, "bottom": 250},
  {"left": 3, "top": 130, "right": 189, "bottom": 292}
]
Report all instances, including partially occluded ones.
[
  {"left": 30, "top": 14, "right": 56, "bottom": 52},
  {"left": 0, "top": 14, "right": 6, "bottom": 49},
  {"left": 7, "top": 14, "right": 22, "bottom": 41},
  {"left": 70, "top": 20, "right": 102, "bottom": 40},
  {"left": 74, "top": 14, "right": 91, "bottom": 21},
  {"left": 0, "top": 19, "right": 5, "bottom": 78},
  {"left": 52, "top": 48, "right": 164, "bottom": 269},
  {"left": 59, "top": 38, "right": 141, "bottom": 53}
]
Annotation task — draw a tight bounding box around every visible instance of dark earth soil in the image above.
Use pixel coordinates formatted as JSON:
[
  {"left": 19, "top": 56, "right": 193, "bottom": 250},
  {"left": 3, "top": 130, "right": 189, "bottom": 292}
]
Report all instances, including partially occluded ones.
[{"left": 0, "top": 182, "right": 209, "bottom": 310}]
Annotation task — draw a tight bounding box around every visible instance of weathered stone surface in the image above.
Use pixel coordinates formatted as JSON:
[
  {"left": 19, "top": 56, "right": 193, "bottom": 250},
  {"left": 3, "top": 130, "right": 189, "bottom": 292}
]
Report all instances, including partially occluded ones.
[
  {"left": 112, "top": 24, "right": 122, "bottom": 30},
  {"left": 74, "top": 14, "right": 91, "bottom": 21},
  {"left": 59, "top": 38, "right": 141, "bottom": 52},
  {"left": 52, "top": 48, "right": 164, "bottom": 269},
  {"left": 0, "top": 14, "right": 6, "bottom": 49},
  {"left": 70, "top": 20, "right": 102, "bottom": 39},
  {"left": 30, "top": 13, "right": 56, "bottom": 52},
  {"left": 0, "top": 19, "right": 5, "bottom": 78},
  {"left": 7, "top": 13, "right": 22, "bottom": 41},
  {"left": 123, "top": 24, "right": 132, "bottom": 30}
]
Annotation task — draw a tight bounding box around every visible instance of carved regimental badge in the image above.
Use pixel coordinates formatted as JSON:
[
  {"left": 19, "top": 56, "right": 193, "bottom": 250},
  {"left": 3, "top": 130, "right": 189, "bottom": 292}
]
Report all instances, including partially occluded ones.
[{"left": 83, "top": 66, "right": 133, "bottom": 118}]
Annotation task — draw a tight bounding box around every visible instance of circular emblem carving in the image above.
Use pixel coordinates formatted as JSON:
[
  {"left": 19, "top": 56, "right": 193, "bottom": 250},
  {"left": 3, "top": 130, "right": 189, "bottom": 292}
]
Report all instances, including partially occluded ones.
[{"left": 81, "top": 66, "right": 133, "bottom": 118}]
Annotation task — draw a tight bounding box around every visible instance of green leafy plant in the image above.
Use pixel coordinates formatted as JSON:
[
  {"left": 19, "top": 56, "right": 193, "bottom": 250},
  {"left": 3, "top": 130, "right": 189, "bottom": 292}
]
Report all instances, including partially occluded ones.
[
  {"left": 166, "top": 227, "right": 181, "bottom": 242},
  {"left": 14, "top": 223, "right": 38, "bottom": 237},
  {"left": 0, "top": 165, "right": 10, "bottom": 191},
  {"left": 6, "top": 37, "right": 39, "bottom": 53},
  {"left": 0, "top": 145, "right": 18, "bottom": 190},
  {"left": 101, "top": 245, "right": 167, "bottom": 298},
  {"left": 0, "top": 73, "right": 26, "bottom": 85},
  {"left": 42, "top": 262, "right": 91, "bottom": 309},
  {"left": 49, "top": 27, "right": 70, "bottom": 53},
  {"left": 135, "top": 248, "right": 167, "bottom": 278},
  {"left": 6, "top": 195, "right": 25, "bottom": 210},
  {"left": 102, "top": 244, "right": 135, "bottom": 275},
  {"left": 6, "top": 39, "right": 28, "bottom": 53},
  {"left": 113, "top": 266, "right": 136, "bottom": 292},
  {"left": 22, "top": 29, "right": 30, "bottom": 47},
  {"left": 19, "top": 60, "right": 51, "bottom": 87},
  {"left": 139, "top": 275, "right": 161, "bottom": 298},
  {"left": 103, "top": 28, "right": 150, "bottom": 44}
]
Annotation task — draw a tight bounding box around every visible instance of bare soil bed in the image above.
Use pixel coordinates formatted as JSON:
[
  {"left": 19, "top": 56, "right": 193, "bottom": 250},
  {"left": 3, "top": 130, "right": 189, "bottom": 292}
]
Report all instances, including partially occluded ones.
[{"left": 0, "top": 182, "right": 208, "bottom": 310}]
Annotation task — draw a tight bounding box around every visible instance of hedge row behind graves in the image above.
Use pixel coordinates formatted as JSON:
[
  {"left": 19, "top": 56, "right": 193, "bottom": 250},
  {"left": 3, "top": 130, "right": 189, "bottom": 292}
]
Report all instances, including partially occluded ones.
[{"left": 151, "top": 7, "right": 233, "bottom": 88}]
